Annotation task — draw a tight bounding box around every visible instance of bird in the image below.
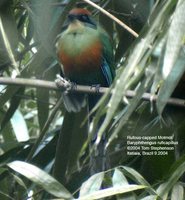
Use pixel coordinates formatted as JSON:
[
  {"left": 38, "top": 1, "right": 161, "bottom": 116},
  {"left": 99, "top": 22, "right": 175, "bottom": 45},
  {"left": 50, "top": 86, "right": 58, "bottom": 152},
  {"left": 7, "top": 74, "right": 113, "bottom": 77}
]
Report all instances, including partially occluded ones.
[{"left": 55, "top": 8, "right": 115, "bottom": 112}]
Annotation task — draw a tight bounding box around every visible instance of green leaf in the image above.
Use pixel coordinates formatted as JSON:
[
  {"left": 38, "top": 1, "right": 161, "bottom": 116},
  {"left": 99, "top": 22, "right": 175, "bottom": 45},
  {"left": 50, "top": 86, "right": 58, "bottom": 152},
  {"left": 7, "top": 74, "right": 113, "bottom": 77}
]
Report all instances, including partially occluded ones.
[
  {"left": 120, "top": 166, "right": 157, "bottom": 197},
  {"left": 7, "top": 161, "right": 73, "bottom": 199},
  {"left": 0, "top": 144, "right": 26, "bottom": 163},
  {"left": 36, "top": 88, "right": 49, "bottom": 130},
  {"left": 11, "top": 173, "right": 28, "bottom": 191},
  {"left": 140, "top": 195, "right": 158, "bottom": 200},
  {"left": 95, "top": 0, "right": 175, "bottom": 147},
  {"left": 112, "top": 169, "right": 136, "bottom": 200},
  {"left": 156, "top": 0, "right": 185, "bottom": 114},
  {"left": 0, "top": 2, "right": 18, "bottom": 69},
  {"left": 96, "top": 37, "right": 149, "bottom": 146},
  {"left": 11, "top": 109, "right": 29, "bottom": 142},
  {"left": 79, "top": 172, "right": 104, "bottom": 197},
  {"left": 1, "top": 87, "right": 25, "bottom": 131},
  {"left": 157, "top": 47, "right": 185, "bottom": 114},
  {"left": 171, "top": 183, "right": 184, "bottom": 200},
  {"left": 157, "top": 159, "right": 185, "bottom": 198},
  {"left": 162, "top": 0, "right": 185, "bottom": 79},
  {"left": 77, "top": 184, "right": 147, "bottom": 200},
  {"left": 121, "top": 166, "right": 150, "bottom": 187},
  {"left": 112, "top": 168, "right": 128, "bottom": 186},
  {"left": 106, "top": 68, "right": 154, "bottom": 147},
  {"left": 0, "top": 86, "right": 20, "bottom": 107},
  {"left": 156, "top": 183, "right": 168, "bottom": 200}
]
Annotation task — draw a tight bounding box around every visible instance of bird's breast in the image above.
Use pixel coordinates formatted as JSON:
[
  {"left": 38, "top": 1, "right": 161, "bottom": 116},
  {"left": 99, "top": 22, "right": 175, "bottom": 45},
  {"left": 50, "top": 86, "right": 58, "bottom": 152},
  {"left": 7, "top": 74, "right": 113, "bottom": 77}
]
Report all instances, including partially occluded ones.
[{"left": 56, "top": 27, "right": 103, "bottom": 78}]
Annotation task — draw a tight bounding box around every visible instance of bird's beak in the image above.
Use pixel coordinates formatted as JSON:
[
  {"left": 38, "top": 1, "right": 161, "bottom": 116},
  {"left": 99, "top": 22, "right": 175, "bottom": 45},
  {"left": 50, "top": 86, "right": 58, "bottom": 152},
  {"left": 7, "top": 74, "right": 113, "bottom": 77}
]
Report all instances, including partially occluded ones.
[{"left": 68, "top": 14, "right": 76, "bottom": 22}]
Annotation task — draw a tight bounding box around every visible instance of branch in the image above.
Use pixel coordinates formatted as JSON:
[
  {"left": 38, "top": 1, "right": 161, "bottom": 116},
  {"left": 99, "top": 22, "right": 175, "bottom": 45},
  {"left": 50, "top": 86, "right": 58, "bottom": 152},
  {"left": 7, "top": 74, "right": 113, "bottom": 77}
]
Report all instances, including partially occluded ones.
[
  {"left": 0, "top": 77, "right": 184, "bottom": 108},
  {"left": 0, "top": 77, "right": 106, "bottom": 94}
]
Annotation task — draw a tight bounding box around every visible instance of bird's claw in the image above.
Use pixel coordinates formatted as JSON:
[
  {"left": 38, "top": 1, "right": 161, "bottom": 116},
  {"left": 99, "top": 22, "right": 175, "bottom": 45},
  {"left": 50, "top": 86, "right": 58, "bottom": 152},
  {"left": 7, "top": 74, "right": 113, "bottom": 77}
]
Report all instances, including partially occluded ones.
[
  {"left": 70, "top": 82, "right": 77, "bottom": 90},
  {"left": 55, "top": 74, "right": 71, "bottom": 87},
  {"left": 90, "top": 84, "right": 101, "bottom": 93},
  {"left": 55, "top": 74, "right": 71, "bottom": 94},
  {"left": 55, "top": 74, "right": 77, "bottom": 94}
]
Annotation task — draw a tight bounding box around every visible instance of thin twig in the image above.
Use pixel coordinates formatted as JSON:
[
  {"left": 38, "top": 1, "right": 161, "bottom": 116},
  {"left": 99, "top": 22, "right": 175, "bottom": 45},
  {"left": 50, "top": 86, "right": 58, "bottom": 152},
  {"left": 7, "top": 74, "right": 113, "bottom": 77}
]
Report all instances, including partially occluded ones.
[
  {"left": 83, "top": 0, "right": 139, "bottom": 38},
  {"left": 0, "top": 77, "right": 184, "bottom": 108}
]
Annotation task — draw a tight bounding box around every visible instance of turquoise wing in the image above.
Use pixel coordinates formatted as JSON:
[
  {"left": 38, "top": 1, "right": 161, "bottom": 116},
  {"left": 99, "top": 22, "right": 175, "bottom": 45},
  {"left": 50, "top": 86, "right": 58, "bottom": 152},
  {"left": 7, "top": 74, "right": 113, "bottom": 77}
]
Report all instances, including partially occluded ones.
[{"left": 99, "top": 26, "right": 115, "bottom": 86}]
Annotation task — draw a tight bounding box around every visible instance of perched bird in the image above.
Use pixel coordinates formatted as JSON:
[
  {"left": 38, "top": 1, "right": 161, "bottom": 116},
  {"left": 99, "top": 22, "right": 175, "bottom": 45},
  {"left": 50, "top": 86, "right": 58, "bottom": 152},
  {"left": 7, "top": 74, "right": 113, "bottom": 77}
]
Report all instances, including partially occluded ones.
[
  {"left": 54, "top": 8, "right": 115, "bottom": 176},
  {"left": 56, "top": 8, "right": 115, "bottom": 112}
]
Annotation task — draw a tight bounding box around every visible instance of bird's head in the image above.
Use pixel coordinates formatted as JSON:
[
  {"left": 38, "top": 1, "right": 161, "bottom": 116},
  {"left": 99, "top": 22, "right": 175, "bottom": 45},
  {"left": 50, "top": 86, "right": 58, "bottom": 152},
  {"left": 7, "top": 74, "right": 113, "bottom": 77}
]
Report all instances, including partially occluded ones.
[{"left": 67, "top": 8, "right": 96, "bottom": 27}]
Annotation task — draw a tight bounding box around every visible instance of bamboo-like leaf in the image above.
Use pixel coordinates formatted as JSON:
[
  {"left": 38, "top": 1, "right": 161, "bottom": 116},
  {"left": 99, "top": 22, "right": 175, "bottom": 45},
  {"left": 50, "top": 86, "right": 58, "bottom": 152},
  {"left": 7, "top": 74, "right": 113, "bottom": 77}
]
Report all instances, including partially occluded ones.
[
  {"left": 156, "top": 183, "right": 168, "bottom": 200},
  {"left": 162, "top": 0, "right": 185, "bottom": 79},
  {"left": 140, "top": 195, "right": 158, "bottom": 200},
  {"left": 0, "top": 3, "right": 19, "bottom": 72},
  {"left": 112, "top": 169, "right": 136, "bottom": 200},
  {"left": 120, "top": 166, "right": 151, "bottom": 187},
  {"left": 79, "top": 172, "right": 104, "bottom": 197},
  {"left": 106, "top": 67, "right": 153, "bottom": 148},
  {"left": 0, "top": 145, "right": 25, "bottom": 163},
  {"left": 157, "top": 160, "right": 185, "bottom": 198},
  {"left": 7, "top": 161, "right": 73, "bottom": 199},
  {"left": 112, "top": 168, "right": 128, "bottom": 186},
  {"left": 26, "top": 16, "right": 34, "bottom": 44},
  {"left": 156, "top": 0, "right": 185, "bottom": 114},
  {"left": 171, "top": 183, "right": 184, "bottom": 200},
  {"left": 31, "top": 131, "right": 58, "bottom": 168},
  {"left": 11, "top": 110, "right": 29, "bottom": 142},
  {"left": 120, "top": 166, "right": 158, "bottom": 197},
  {"left": 157, "top": 47, "right": 185, "bottom": 114},
  {"left": 11, "top": 173, "right": 28, "bottom": 191},
  {"left": 1, "top": 87, "right": 25, "bottom": 131},
  {"left": 95, "top": 38, "right": 149, "bottom": 147},
  {"left": 0, "top": 17, "right": 19, "bottom": 74},
  {"left": 78, "top": 185, "right": 147, "bottom": 200},
  {"left": 0, "top": 86, "right": 20, "bottom": 107},
  {"left": 95, "top": 0, "right": 175, "bottom": 147},
  {"left": 36, "top": 88, "right": 49, "bottom": 130}
]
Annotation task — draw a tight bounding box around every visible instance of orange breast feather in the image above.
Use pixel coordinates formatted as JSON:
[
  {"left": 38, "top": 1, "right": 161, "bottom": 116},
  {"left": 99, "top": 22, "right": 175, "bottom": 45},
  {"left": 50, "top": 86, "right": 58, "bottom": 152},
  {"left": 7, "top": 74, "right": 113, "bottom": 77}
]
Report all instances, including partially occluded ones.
[{"left": 58, "top": 40, "right": 103, "bottom": 77}]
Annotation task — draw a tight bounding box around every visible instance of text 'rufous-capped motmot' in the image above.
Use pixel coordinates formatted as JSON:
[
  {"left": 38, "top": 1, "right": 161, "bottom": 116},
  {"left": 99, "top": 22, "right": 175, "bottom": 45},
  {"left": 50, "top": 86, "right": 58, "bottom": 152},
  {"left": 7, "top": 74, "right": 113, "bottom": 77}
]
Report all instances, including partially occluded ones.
[{"left": 55, "top": 8, "right": 115, "bottom": 112}]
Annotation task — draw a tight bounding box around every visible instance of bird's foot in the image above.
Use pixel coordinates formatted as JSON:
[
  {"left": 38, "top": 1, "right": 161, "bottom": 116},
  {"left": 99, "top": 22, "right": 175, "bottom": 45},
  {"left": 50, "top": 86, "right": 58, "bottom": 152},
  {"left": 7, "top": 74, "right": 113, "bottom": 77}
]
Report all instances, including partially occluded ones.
[
  {"left": 90, "top": 84, "right": 101, "bottom": 93},
  {"left": 70, "top": 82, "right": 77, "bottom": 90},
  {"left": 55, "top": 74, "right": 78, "bottom": 94},
  {"left": 55, "top": 74, "right": 76, "bottom": 94}
]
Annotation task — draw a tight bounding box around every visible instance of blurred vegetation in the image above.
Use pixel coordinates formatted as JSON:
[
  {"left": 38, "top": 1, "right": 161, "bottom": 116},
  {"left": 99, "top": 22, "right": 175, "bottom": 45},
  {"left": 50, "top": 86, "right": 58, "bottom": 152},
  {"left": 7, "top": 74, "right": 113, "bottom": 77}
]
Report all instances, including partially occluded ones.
[{"left": 0, "top": 0, "right": 185, "bottom": 199}]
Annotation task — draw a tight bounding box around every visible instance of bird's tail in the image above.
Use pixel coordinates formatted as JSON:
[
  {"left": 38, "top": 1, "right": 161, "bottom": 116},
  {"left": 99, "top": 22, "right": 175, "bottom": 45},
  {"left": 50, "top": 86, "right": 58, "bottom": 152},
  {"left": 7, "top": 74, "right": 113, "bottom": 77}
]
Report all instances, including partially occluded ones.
[
  {"left": 62, "top": 93, "right": 86, "bottom": 112},
  {"left": 87, "top": 95, "right": 111, "bottom": 174}
]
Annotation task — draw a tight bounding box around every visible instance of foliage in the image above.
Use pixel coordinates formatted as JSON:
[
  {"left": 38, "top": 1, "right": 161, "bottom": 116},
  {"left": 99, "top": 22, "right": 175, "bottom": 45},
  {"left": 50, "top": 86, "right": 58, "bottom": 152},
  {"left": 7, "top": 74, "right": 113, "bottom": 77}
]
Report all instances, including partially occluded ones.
[{"left": 0, "top": 0, "right": 185, "bottom": 199}]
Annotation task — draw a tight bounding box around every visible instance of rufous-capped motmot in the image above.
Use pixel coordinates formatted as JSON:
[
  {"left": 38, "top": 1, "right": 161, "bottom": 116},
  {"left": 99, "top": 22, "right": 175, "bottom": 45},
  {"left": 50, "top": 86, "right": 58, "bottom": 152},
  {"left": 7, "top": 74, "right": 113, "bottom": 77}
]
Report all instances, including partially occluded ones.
[
  {"left": 55, "top": 8, "right": 115, "bottom": 112},
  {"left": 54, "top": 8, "right": 115, "bottom": 177}
]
